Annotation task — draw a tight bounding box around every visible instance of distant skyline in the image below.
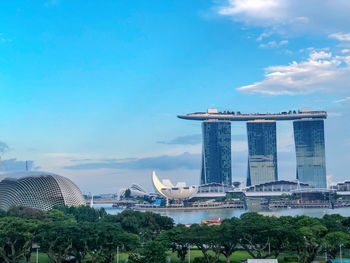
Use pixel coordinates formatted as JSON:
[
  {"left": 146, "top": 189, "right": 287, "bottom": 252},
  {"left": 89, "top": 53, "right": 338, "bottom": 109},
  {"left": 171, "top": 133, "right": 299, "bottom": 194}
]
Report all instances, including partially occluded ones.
[{"left": 0, "top": 0, "right": 349, "bottom": 193}]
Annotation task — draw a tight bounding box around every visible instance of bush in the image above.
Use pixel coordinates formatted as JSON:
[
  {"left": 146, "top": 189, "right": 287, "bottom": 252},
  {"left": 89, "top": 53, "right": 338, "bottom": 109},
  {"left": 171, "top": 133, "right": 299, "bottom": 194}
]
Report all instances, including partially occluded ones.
[
  {"left": 193, "top": 258, "right": 207, "bottom": 263},
  {"left": 284, "top": 256, "right": 298, "bottom": 262}
]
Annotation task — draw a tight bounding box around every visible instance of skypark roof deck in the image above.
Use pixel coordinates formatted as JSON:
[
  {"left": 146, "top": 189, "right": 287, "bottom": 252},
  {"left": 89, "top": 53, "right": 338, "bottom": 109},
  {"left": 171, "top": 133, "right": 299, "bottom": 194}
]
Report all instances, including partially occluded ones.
[{"left": 178, "top": 110, "right": 327, "bottom": 121}]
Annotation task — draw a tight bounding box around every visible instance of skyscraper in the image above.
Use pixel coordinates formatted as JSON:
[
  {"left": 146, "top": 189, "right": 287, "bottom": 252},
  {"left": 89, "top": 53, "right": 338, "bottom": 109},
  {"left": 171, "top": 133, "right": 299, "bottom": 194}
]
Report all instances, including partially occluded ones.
[
  {"left": 293, "top": 119, "right": 326, "bottom": 188},
  {"left": 201, "top": 120, "right": 231, "bottom": 185},
  {"left": 246, "top": 120, "right": 278, "bottom": 186}
]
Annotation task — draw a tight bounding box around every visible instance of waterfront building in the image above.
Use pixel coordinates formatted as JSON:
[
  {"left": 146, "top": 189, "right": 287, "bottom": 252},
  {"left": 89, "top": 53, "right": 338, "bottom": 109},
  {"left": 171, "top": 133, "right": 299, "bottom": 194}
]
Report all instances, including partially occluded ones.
[
  {"left": 152, "top": 171, "right": 197, "bottom": 201},
  {"left": 201, "top": 120, "right": 232, "bottom": 185},
  {"left": 245, "top": 180, "right": 309, "bottom": 192},
  {"left": 246, "top": 120, "right": 278, "bottom": 186},
  {"left": 178, "top": 109, "right": 328, "bottom": 188},
  {"left": 195, "top": 182, "right": 234, "bottom": 198},
  {"left": 118, "top": 183, "right": 149, "bottom": 200},
  {"left": 0, "top": 171, "right": 85, "bottom": 211},
  {"left": 293, "top": 119, "right": 327, "bottom": 188},
  {"left": 331, "top": 181, "right": 350, "bottom": 191}
]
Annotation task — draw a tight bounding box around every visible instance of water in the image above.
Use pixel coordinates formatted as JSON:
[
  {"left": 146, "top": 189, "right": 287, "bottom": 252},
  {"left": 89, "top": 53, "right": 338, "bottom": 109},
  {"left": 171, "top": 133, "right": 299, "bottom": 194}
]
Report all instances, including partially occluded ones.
[{"left": 93, "top": 204, "right": 350, "bottom": 224}]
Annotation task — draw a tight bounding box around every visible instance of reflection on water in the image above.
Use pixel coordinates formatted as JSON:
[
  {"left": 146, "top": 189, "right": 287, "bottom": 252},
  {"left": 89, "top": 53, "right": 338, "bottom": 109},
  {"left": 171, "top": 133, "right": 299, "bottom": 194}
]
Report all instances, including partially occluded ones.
[{"left": 93, "top": 204, "right": 350, "bottom": 224}]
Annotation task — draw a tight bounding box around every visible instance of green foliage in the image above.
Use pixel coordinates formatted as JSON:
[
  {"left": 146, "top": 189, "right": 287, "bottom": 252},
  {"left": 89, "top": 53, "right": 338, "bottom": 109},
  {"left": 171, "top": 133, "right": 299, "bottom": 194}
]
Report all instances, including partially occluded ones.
[
  {"left": 46, "top": 209, "right": 75, "bottom": 222},
  {"left": 104, "top": 210, "right": 174, "bottom": 241},
  {"left": 2, "top": 206, "right": 350, "bottom": 263},
  {"left": 158, "top": 225, "right": 191, "bottom": 263},
  {"left": 128, "top": 240, "right": 167, "bottom": 263},
  {"left": 54, "top": 205, "right": 107, "bottom": 222},
  {"left": 284, "top": 256, "right": 299, "bottom": 262},
  {"left": 322, "top": 214, "right": 348, "bottom": 233},
  {"left": 38, "top": 220, "right": 78, "bottom": 263},
  {"left": 188, "top": 224, "right": 222, "bottom": 263},
  {"left": 125, "top": 188, "right": 131, "bottom": 198},
  {"left": 0, "top": 217, "right": 39, "bottom": 263},
  {"left": 6, "top": 206, "right": 47, "bottom": 220},
  {"left": 322, "top": 231, "right": 350, "bottom": 259}
]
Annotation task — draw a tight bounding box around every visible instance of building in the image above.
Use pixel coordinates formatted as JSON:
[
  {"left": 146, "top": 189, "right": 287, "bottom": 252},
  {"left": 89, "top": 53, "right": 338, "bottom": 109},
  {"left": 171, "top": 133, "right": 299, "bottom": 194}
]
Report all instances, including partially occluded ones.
[
  {"left": 118, "top": 183, "right": 149, "bottom": 199},
  {"left": 245, "top": 180, "right": 309, "bottom": 192},
  {"left": 0, "top": 171, "right": 85, "bottom": 211},
  {"left": 152, "top": 171, "right": 197, "bottom": 201},
  {"left": 195, "top": 182, "right": 234, "bottom": 198},
  {"left": 331, "top": 181, "right": 350, "bottom": 191},
  {"left": 247, "top": 120, "right": 278, "bottom": 186},
  {"left": 293, "top": 119, "right": 327, "bottom": 188},
  {"left": 201, "top": 120, "right": 232, "bottom": 185},
  {"left": 178, "top": 109, "right": 328, "bottom": 188}
]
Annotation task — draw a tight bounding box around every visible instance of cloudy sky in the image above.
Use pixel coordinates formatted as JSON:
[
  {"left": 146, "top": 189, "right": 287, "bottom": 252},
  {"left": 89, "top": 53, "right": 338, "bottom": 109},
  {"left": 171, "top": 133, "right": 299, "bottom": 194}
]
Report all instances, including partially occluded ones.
[{"left": 1, "top": 0, "right": 349, "bottom": 194}]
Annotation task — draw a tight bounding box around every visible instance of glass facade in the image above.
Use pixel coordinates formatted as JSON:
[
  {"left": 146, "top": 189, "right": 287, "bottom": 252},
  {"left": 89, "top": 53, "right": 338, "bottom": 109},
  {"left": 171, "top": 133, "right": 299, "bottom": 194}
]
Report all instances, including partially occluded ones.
[
  {"left": 201, "top": 121, "right": 232, "bottom": 185},
  {"left": 246, "top": 120, "right": 278, "bottom": 186},
  {"left": 293, "top": 119, "right": 326, "bottom": 188}
]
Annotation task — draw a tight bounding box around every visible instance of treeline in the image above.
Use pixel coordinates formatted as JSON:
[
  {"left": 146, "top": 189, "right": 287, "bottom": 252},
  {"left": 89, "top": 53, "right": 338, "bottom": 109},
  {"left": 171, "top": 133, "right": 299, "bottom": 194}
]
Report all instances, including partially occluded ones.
[{"left": 0, "top": 206, "right": 350, "bottom": 263}]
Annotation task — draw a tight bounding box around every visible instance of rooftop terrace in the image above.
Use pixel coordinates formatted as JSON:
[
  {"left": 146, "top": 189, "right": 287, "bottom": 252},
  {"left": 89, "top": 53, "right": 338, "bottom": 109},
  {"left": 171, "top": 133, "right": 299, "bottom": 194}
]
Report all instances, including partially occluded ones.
[{"left": 178, "top": 109, "right": 327, "bottom": 121}]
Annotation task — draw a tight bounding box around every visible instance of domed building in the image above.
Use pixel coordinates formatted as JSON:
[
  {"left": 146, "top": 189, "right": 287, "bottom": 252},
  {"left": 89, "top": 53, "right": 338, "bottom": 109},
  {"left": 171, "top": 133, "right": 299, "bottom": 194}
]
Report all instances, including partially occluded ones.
[{"left": 0, "top": 171, "right": 86, "bottom": 211}]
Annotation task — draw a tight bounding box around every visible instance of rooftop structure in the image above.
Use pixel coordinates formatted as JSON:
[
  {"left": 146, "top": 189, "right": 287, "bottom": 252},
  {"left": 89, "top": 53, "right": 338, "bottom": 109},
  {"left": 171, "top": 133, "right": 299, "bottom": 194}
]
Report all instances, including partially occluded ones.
[
  {"left": 246, "top": 180, "right": 309, "bottom": 192},
  {"left": 0, "top": 171, "right": 85, "bottom": 211},
  {"left": 178, "top": 109, "right": 327, "bottom": 121}
]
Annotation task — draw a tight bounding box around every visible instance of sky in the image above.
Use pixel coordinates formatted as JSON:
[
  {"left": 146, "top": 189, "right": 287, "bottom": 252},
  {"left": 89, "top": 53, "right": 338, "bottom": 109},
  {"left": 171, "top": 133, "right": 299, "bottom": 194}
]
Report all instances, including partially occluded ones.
[{"left": 1, "top": 0, "right": 350, "bottom": 194}]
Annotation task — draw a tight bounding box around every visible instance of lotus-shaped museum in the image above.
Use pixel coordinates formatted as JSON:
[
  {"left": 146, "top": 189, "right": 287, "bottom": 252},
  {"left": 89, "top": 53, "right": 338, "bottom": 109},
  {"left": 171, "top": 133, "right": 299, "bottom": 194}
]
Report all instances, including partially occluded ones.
[{"left": 152, "top": 171, "right": 197, "bottom": 200}]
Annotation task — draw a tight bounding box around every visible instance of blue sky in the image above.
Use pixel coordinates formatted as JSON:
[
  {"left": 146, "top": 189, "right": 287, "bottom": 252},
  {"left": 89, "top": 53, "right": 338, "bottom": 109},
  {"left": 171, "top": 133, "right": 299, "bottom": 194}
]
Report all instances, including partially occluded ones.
[{"left": 1, "top": 0, "right": 350, "bottom": 194}]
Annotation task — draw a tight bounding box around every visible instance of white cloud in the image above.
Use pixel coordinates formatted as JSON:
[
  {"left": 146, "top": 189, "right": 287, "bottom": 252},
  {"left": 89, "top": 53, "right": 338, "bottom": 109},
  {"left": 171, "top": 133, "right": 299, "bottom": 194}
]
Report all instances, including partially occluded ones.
[
  {"left": 238, "top": 50, "right": 350, "bottom": 95},
  {"left": 218, "top": 0, "right": 350, "bottom": 36},
  {"left": 259, "top": 40, "right": 288, "bottom": 49},
  {"left": 329, "top": 32, "right": 350, "bottom": 42},
  {"left": 0, "top": 33, "right": 12, "bottom": 42},
  {"left": 334, "top": 97, "right": 350, "bottom": 103},
  {"left": 341, "top": 49, "right": 350, "bottom": 54},
  {"left": 257, "top": 32, "right": 272, "bottom": 41}
]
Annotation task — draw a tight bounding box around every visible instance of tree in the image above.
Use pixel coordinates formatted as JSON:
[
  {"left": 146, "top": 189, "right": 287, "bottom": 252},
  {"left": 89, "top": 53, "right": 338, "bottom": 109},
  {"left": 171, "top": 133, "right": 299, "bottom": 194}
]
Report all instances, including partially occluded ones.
[
  {"left": 219, "top": 218, "right": 240, "bottom": 263},
  {"left": 296, "top": 224, "right": 328, "bottom": 263},
  {"left": 322, "top": 232, "right": 350, "bottom": 259},
  {"left": 55, "top": 205, "right": 107, "bottom": 222},
  {"left": 188, "top": 224, "right": 222, "bottom": 263},
  {"left": 0, "top": 217, "right": 39, "bottom": 263},
  {"left": 158, "top": 225, "right": 191, "bottom": 263},
  {"left": 322, "top": 214, "right": 348, "bottom": 233},
  {"left": 238, "top": 213, "right": 296, "bottom": 259},
  {"left": 104, "top": 210, "right": 173, "bottom": 241},
  {"left": 46, "top": 209, "right": 75, "bottom": 222},
  {"left": 69, "top": 222, "right": 98, "bottom": 263},
  {"left": 89, "top": 222, "right": 140, "bottom": 263},
  {"left": 238, "top": 213, "right": 273, "bottom": 258},
  {"left": 7, "top": 206, "right": 46, "bottom": 220},
  {"left": 129, "top": 240, "right": 167, "bottom": 263},
  {"left": 125, "top": 189, "right": 131, "bottom": 199},
  {"left": 38, "top": 220, "right": 78, "bottom": 263}
]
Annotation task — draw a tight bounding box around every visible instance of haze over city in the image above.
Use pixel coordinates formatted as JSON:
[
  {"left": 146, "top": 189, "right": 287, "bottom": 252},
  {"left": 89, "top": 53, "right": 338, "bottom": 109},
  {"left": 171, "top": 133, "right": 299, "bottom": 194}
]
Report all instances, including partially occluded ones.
[{"left": 1, "top": 0, "right": 350, "bottom": 193}]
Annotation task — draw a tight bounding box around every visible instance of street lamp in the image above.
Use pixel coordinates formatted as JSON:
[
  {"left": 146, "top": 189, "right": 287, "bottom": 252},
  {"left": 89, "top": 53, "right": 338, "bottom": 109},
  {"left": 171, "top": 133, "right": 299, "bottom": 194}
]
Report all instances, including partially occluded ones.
[
  {"left": 340, "top": 244, "right": 343, "bottom": 263},
  {"left": 32, "top": 243, "right": 40, "bottom": 263}
]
